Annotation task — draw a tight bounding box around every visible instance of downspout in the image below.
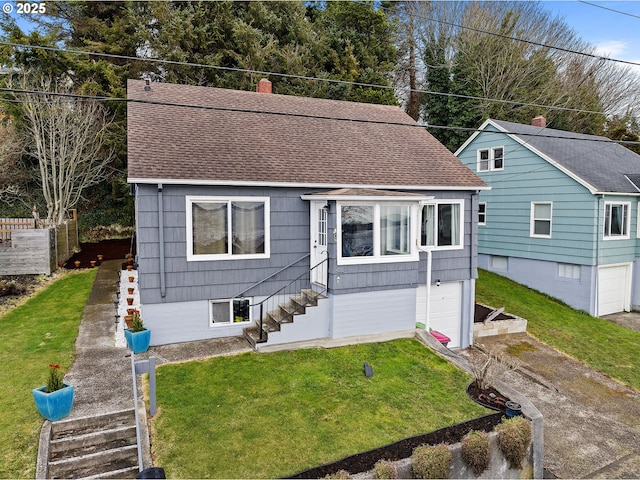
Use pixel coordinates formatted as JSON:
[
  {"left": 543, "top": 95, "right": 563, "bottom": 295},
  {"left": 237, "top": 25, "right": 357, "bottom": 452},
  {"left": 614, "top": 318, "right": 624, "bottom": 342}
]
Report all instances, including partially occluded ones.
[
  {"left": 594, "top": 194, "right": 604, "bottom": 315},
  {"left": 158, "top": 184, "right": 166, "bottom": 299},
  {"left": 425, "top": 249, "right": 432, "bottom": 331}
]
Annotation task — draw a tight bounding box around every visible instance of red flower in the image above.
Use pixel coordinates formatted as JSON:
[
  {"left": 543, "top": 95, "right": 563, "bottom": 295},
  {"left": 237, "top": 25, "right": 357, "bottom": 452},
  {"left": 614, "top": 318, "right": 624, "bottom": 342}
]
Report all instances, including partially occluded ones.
[{"left": 48, "top": 363, "right": 60, "bottom": 369}]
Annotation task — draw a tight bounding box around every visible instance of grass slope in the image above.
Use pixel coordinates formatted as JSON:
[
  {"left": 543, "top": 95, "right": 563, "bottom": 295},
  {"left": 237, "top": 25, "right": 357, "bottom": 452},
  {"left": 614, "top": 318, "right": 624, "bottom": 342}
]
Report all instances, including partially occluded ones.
[
  {"left": 0, "top": 270, "right": 96, "bottom": 478},
  {"left": 151, "top": 338, "right": 488, "bottom": 478},
  {"left": 476, "top": 268, "right": 640, "bottom": 391}
]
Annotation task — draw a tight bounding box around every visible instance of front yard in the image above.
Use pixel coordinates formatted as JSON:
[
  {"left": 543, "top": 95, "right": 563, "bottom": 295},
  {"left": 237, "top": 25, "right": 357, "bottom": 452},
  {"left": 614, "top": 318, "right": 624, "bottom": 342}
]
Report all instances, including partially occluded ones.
[
  {"left": 150, "top": 339, "right": 489, "bottom": 478},
  {"left": 0, "top": 270, "right": 96, "bottom": 478}
]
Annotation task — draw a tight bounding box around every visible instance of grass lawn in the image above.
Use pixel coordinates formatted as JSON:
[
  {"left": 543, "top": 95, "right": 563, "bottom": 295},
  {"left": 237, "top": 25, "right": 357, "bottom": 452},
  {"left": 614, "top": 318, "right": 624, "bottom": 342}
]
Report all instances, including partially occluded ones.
[
  {"left": 476, "top": 268, "right": 640, "bottom": 391},
  {"left": 150, "top": 338, "right": 489, "bottom": 478},
  {"left": 0, "top": 270, "right": 96, "bottom": 478}
]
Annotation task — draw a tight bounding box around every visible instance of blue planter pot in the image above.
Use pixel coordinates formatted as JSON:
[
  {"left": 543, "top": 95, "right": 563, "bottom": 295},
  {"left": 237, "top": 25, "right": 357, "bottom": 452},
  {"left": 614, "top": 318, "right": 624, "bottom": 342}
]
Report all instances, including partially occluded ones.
[
  {"left": 32, "top": 383, "right": 75, "bottom": 422},
  {"left": 125, "top": 328, "right": 151, "bottom": 354},
  {"left": 505, "top": 400, "right": 523, "bottom": 418}
]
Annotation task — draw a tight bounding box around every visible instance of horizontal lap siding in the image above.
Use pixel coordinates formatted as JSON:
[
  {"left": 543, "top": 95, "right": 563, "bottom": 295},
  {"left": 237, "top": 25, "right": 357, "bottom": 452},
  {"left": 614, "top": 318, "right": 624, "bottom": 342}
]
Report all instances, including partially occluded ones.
[
  {"left": 136, "top": 185, "right": 311, "bottom": 304},
  {"left": 458, "top": 128, "right": 598, "bottom": 265}
]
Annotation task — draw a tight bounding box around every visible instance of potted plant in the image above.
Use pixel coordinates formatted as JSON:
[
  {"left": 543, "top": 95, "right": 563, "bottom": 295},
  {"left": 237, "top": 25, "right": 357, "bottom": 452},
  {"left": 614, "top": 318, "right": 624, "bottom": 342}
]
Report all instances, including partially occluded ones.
[
  {"left": 124, "top": 312, "right": 151, "bottom": 354},
  {"left": 32, "top": 364, "right": 75, "bottom": 422}
]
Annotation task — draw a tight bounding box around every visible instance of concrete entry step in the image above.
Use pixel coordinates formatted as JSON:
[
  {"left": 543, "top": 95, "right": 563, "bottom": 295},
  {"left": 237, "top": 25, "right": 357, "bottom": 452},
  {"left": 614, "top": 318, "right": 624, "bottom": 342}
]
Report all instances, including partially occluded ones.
[
  {"left": 48, "top": 444, "right": 138, "bottom": 479},
  {"left": 51, "top": 408, "right": 136, "bottom": 439}
]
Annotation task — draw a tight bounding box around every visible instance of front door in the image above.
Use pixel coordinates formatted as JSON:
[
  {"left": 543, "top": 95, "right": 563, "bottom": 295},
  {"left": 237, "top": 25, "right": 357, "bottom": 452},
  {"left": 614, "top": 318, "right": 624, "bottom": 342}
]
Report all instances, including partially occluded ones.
[{"left": 310, "top": 201, "right": 328, "bottom": 287}]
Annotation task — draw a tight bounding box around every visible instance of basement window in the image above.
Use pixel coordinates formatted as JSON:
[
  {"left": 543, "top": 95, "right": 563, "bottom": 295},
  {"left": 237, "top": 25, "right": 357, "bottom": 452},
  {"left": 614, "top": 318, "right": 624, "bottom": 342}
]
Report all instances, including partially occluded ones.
[{"left": 210, "top": 298, "right": 251, "bottom": 326}]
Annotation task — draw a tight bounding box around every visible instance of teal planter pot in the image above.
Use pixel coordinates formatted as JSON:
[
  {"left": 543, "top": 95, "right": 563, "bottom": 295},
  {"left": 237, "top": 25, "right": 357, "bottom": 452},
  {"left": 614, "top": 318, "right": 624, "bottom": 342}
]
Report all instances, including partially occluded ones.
[
  {"left": 125, "top": 328, "right": 151, "bottom": 354},
  {"left": 32, "top": 383, "right": 75, "bottom": 422}
]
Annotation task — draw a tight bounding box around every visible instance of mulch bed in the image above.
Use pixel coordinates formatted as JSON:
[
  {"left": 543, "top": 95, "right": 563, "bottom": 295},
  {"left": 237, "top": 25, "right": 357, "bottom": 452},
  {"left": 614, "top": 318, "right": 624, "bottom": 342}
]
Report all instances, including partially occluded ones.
[
  {"left": 286, "top": 412, "right": 504, "bottom": 478},
  {"left": 63, "top": 238, "right": 135, "bottom": 269}
]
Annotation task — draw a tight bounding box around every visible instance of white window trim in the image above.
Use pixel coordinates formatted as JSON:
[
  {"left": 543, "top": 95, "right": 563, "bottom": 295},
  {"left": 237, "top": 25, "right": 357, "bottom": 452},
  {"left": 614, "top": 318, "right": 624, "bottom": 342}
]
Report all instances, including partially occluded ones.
[
  {"left": 557, "top": 263, "right": 581, "bottom": 281},
  {"left": 530, "top": 201, "right": 552, "bottom": 238},
  {"left": 604, "top": 201, "right": 631, "bottom": 240},
  {"left": 209, "top": 298, "right": 252, "bottom": 327},
  {"left": 186, "top": 195, "right": 270, "bottom": 261},
  {"left": 637, "top": 201, "right": 640, "bottom": 238},
  {"left": 337, "top": 202, "right": 420, "bottom": 265},
  {"left": 419, "top": 199, "right": 465, "bottom": 251},
  {"left": 478, "top": 202, "right": 487, "bottom": 226},
  {"left": 477, "top": 147, "right": 505, "bottom": 172}
]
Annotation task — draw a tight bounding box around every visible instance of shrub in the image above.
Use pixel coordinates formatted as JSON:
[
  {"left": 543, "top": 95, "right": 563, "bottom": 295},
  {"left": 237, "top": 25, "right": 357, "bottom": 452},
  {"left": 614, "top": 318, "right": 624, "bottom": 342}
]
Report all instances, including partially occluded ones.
[
  {"left": 461, "top": 430, "right": 490, "bottom": 476},
  {"left": 130, "top": 312, "right": 145, "bottom": 333},
  {"left": 412, "top": 443, "right": 452, "bottom": 479},
  {"left": 496, "top": 416, "right": 532, "bottom": 469},
  {"left": 323, "top": 470, "right": 350, "bottom": 479},
  {"left": 373, "top": 459, "right": 398, "bottom": 479},
  {"left": 46, "top": 363, "right": 64, "bottom": 393}
]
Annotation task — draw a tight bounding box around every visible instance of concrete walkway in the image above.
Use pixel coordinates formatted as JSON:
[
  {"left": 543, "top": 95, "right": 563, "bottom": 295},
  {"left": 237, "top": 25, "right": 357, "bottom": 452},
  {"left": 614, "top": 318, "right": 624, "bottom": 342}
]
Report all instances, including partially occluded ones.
[
  {"left": 66, "top": 260, "right": 251, "bottom": 418},
  {"left": 458, "top": 332, "right": 640, "bottom": 479}
]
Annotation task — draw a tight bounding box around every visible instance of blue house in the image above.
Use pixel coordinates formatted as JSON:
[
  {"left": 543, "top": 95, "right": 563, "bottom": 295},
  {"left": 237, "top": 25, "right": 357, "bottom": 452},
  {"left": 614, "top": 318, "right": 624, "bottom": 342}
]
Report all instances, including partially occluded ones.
[
  {"left": 127, "top": 79, "right": 487, "bottom": 350},
  {"left": 456, "top": 116, "right": 640, "bottom": 316}
]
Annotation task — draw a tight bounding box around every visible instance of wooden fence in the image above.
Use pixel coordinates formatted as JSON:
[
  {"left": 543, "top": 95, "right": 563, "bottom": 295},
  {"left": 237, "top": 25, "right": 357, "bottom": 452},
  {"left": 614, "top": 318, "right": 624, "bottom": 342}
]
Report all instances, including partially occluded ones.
[{"left": 0, "top": 213, "right": 79, "bottom": 275}]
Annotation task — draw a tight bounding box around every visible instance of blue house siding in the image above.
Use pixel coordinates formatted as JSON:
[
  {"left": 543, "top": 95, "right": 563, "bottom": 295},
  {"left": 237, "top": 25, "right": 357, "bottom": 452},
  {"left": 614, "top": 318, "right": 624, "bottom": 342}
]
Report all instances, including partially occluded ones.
[{"left": 459, "top": 128, "right": 599, "bottom": 266}]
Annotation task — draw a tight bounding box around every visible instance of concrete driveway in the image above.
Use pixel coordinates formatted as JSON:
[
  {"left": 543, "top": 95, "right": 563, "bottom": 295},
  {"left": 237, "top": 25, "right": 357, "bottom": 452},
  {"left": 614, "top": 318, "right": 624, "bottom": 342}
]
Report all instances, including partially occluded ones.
[{"left": 458, "top": 331, "right": 640, "bottom": 479}]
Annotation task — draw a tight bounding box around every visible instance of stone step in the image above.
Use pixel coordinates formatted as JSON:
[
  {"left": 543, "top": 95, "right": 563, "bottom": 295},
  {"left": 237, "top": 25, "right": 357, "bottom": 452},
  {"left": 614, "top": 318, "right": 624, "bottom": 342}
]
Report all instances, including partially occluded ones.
[
  {"left": 49, "top": 425, "right": 137, "bottom": 461},
  {"left": 47, "top": 444, "right": 139, "bottom": 479},
  {"left": 51, "top": 409, "right": 136, "bottom": 440}
]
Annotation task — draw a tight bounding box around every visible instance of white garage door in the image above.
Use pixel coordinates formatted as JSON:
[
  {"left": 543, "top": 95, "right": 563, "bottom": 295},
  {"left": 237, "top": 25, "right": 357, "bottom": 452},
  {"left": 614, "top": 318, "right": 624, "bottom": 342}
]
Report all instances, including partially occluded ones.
[
  {"left": 598, "top": 264, "right": 631, "bottom": 316},
  {"left": 416, "top": 282, "right": 462, "bottom": 348}
]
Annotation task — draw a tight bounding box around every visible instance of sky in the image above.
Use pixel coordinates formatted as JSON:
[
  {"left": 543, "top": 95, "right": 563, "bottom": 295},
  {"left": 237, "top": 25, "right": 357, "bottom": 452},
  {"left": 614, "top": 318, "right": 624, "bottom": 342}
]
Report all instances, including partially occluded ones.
[
  {"left": 542, "top": 1, "right": 640, "bottom": 63},
  {"left": 4, "top": 0, "right": 640, "bottom": 67}
]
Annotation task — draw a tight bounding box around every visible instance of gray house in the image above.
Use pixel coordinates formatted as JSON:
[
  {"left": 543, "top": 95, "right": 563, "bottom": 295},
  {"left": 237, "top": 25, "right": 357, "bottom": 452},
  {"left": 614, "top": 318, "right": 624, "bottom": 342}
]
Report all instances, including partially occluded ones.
[
  {"left": 456, "top": 116, "right": 640, "bottom": 316},
  {"left": 127, "top": 79, "right": 487, "bottom": 350}
]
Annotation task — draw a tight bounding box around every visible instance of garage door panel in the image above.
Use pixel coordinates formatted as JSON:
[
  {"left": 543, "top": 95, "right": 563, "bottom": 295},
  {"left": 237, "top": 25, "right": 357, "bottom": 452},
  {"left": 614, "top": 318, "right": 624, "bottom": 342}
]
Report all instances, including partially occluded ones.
[
  {"left": 598, "top": 264, "right": 630, "bottom": 316},
  {"left": 417, "top": 282, "right": 462, "bottom": 348}
]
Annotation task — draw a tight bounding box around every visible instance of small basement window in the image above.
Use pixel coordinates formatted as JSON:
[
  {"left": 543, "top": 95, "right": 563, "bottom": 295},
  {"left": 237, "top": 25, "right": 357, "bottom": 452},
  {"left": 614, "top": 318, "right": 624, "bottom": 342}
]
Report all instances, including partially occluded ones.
[{"left": 210, "top": 298, "right": 251, "bottom": 326}]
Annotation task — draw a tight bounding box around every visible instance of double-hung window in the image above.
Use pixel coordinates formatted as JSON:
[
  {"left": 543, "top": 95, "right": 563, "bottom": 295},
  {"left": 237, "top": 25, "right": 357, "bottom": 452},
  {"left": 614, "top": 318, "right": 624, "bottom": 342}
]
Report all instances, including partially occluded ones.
[
  {"left": 478, "top": 202, "right": 487, "bottom": 225},
  {"left": 530, "top": 202, "right": 552, "bottom": 238},
  {"left": 420, "top": 201, "right": 463, "bottom": 249},
  {"left": 477, "top": 147, "right": 504, "bottom": 171},
  {"left": 338, "top": 203, "right": 417, "bottom": 264},
  {"left": 186, "top": 196, "right": 270, "bottom": 260},
  {"left": 604, "top": 202, "right": 630, "bottom": 239}
]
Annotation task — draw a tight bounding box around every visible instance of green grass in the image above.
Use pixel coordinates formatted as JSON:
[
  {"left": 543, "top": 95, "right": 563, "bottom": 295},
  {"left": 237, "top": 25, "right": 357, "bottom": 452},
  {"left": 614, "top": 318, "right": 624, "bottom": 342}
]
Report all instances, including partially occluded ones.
[
  {"left": 0, "top": 270, "right": 97, "bottom": 478},
  {"left": 151, "top": 339, "right": 489, "bottom": 478},
  {"left": 476, "top": 268, "right": 640, "bottom": 391}
]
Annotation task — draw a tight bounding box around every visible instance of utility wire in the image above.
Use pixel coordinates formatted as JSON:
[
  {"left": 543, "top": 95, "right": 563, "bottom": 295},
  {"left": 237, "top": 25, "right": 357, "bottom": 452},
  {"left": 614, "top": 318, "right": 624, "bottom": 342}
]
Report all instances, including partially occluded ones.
[
  {"left": 0, "top": 40, "right": 610, "bottom": 116},
  {"left": 577, "top": 0, "right": 640, "bottom": 20},
  {"left": 3, "top": 85, "right": 638, "bottom": 146}
]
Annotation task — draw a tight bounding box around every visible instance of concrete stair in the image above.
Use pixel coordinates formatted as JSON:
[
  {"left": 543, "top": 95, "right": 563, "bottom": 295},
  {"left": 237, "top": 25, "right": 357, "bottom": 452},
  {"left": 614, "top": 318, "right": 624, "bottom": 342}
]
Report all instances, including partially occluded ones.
[
  {"left": 45, "top": 409, "right": 139, "bottom": 479},
  {"left": 243, "top": 289, "right": 325, "bottom": 348}
]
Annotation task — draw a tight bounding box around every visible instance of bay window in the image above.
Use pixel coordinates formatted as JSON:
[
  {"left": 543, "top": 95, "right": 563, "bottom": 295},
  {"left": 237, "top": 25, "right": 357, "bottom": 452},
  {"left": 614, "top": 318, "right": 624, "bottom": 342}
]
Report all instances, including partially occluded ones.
[{"left": 339, "top": 203, "right": 416, "bottom": 264}]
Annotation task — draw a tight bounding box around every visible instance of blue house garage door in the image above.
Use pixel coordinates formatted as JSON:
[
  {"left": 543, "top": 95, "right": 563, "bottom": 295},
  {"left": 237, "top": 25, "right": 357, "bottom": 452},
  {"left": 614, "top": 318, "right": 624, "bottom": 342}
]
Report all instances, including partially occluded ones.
[
  {"left": 417, "top": 282, "right": 462, "bottom": 348},
  {"left": 598, "top": 264, "right": 631, "bottom": 316}
]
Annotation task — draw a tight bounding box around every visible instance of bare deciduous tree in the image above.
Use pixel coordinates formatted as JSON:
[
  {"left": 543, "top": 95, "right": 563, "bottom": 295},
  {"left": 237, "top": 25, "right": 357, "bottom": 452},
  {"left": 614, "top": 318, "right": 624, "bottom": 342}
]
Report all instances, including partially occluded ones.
[
  {"left": 0, "top": 119, "right": 28, "bottom": 205},
  {"left": 12, "top": 75, "right": 114, "bottom": 225}
]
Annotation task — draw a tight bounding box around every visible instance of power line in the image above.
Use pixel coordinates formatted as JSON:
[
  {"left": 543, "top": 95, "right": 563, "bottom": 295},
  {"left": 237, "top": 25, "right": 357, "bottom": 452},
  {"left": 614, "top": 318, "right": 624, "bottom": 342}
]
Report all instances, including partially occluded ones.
[
  {"left": 0, "top": 40, "right": 610, "bottom": 116},
  {"left": 577, "top": 0, "right": 640, "bottom": 20},
  {"left": 3, "top": 85, "right": 639, "bottom": 146}
]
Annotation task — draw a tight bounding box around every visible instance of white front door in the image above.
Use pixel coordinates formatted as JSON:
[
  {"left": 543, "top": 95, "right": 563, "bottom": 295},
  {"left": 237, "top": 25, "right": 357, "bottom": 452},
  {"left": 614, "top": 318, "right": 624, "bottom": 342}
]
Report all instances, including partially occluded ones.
[{"left": 310, "top": 201, "right": 328, "bottom": 287}]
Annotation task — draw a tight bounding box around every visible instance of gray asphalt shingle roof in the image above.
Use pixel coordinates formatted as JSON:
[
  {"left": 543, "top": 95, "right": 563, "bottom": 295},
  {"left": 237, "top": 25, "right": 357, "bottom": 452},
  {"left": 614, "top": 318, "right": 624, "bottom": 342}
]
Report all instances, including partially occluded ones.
[
  {"left": 492, "top": 119, "right": 640, "bottom": 194},
  {"left": 127, "top": 80, "right": 485, "bottom": 190}
]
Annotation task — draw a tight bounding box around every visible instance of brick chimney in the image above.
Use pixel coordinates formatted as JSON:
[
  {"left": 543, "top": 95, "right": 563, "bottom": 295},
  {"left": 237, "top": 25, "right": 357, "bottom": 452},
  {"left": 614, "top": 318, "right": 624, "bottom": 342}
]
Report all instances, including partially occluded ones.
[
  {"left": 256, "top": 78, "right": 272, "bottom": 94},
  {"left": 531, "top": 115, "right": 546, "bottom": 128}
]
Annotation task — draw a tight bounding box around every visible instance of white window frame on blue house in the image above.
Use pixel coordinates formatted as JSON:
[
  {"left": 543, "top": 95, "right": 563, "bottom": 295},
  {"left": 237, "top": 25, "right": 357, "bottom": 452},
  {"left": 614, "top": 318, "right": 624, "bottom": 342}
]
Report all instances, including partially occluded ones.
[
  {"left": 477, "top": 147, "right": 504, "bottom": 172},
  {"left": 337, "top": 202, "right": 420, "bottom": 265},
  {"left": 478, "top": 202, "right": 487, "bottom": 226},
  {"left": 530, "top": 202, "right": 552, "bottom": 238},
  {"left": 419, "top": 199, "right": 465, "bottom": 251},
  {"left": 186, "top": 196, "right": 270, "bottom": 261},
  {"left": 604, "top": 201, "right": 630, "bottom": 240},
  {"left": 209, "top": 298, "right": 252, "bottom": 326}
]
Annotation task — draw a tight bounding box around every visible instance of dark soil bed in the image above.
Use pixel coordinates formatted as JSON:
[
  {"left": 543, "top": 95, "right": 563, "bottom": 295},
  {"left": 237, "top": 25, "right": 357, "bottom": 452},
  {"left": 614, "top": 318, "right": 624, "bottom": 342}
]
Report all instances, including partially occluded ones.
[
  {"left": 287, "top": 412, "right": 504, "bottom": 478},
  {"left": 64, "top": 238, "right": 135, "bottom": 269},
  {"left": 474, "top": 303, "right": 515, "bottom": 323},
  {"left": 467, "top": 379, "right": 510, "bottom": 411}
]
